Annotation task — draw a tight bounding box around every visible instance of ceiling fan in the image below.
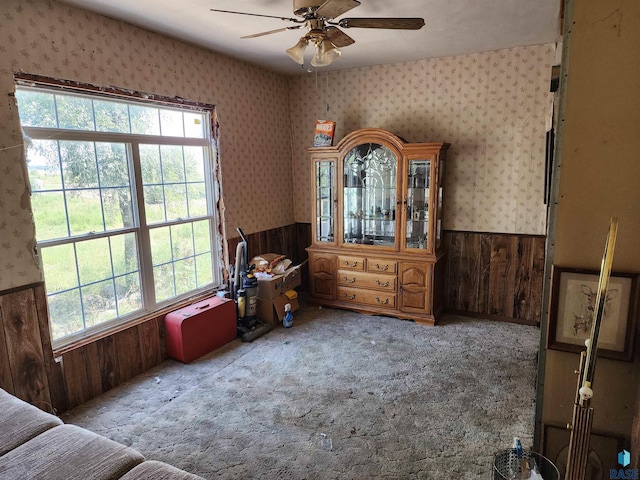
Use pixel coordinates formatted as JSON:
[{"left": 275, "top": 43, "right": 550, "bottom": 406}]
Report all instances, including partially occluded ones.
[{"left": 210, "top": 0, "right": 425, "bottom": 67}]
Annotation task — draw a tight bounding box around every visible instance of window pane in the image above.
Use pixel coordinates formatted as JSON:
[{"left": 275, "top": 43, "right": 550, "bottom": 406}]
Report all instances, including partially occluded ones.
[
  {"left": 187, "top": 183, "right": 207, "bottom": 217},
  {"left": 76, "top": 238, "right": 112, "bottom": 284},
  {"left": 94, "top": 100, "right": 130, "bottom": 133},
  {"left": 96, "top": 142, "right": 130, "bottom": 187},
  {"left": 16, "top": 90, "right": 57, "bottom": 128},
  {"left": 130, "top": 105, "right": 160, "bottom": 135},
  {"left": 41, "top": 244, "right": 78, "bottom": 293},
  {"left": 150, "top": 227, "right": 172, "bottom": 266},
  {"left": 196, "top": 253, "right": 213, "bottom": 287},
  {"left": 184, "top": 112, "right": 204, "bottom": 138},
  {"left": 32, "top": 192, "right": 68, "bottom": 240},
  {"left": 154, "top": 264, "right": 175, "bottom": 302},
  {"left": 140, "top": 144, "right": 162, "bottom": 185},
  {"left": 193, "top": 220, "right": 211, "bottom": 254},
  {"left": 48, "top": 289, "right": 84, "bottom": 339},
  {"left": 174, "top": 258, "right": 196, "bottom": 295},
  {"left": 103, "top": 187, "right": 134, "bottom": 229},
  {"left": 116, "top": 273, "right": 142, "bottom": 315},
  {"left": 161, "top": 145, "right": 185, "bottom": 183},
  {"left": 144, "top": 186, "right": 165, "bottom": 223},
  {"left": 56, "top": 94, "right": 94, "bottom": 130},
  {"left": 165, "top": 184, "right": 188, "bottom": 220},
  {"left": 82, "top": 280, "right": 116, "bottom": 327},
  {"left": 67, "top": 189, "right": 104, "bottom": 235},
  {"left": 171, "top": 223, "right": 193, "bottom": 260},
  {"left": 60, "top": 141, "right": 98, "bottom": 189},
  {"left": 110, "top": 233, "right": 139, "bottom": 276},
  {"left": 27, "top": 140, "right": 62, "bottom": 191},
  {"left": 184, "top": 146, "right": 205, "bottom": 182},
  {"left": 160, "top": 109, "right": 184, "bottom": 137}
]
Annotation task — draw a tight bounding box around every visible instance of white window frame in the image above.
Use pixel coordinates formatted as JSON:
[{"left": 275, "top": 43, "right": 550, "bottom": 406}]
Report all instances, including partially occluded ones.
[{"left": 16, "top": 83, "right": 224, "bottom": 349}]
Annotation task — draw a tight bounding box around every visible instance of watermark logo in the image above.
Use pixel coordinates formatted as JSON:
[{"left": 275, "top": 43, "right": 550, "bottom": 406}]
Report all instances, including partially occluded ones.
[{"left": 610, "top": 449, "right": 638, "bottom": 479}]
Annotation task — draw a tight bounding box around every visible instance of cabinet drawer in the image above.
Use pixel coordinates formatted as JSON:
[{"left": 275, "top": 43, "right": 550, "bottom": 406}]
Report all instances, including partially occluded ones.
[
  {"left": 337, "top": 270, "right": 397, "bottom": 292},
  {"left": 366, "top": 259, "right": 398, "bottom": 274},
  {"left": 337, "top": 287, "right": 396, "bottom": 309},
  {"left": 337, "top": 255, "right": 365, "bottom": 271}
]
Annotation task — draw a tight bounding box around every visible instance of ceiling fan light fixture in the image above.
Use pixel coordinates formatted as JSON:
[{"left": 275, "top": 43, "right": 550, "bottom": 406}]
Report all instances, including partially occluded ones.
[
  {"left": 310, "top": 38, "right": 341, "bottom": 67},
  {"left": 286, "top": 37, "right": 309, "bottom": 65}
]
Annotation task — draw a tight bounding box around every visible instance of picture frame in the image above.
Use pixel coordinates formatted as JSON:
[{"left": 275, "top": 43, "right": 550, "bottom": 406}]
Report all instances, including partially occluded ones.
[
  {"left": 548, "top": 266, "right": 639, "bottom": 361},
  {"left": 543, "top": 423, "right": 625, "bottom": 480}
]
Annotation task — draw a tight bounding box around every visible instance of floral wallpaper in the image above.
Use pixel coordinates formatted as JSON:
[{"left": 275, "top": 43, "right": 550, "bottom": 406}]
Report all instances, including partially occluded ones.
[
  {"left": 289, "top": 44, "right": 556, "bottom": 235},
  {"left": 0, "top": 0, "right": 294, "bottom": 291}
]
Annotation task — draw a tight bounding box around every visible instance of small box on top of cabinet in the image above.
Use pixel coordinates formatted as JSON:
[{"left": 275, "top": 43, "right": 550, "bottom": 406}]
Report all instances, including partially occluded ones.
[{"left": 164, "top": 297, "right": 236, "bottom": 363}]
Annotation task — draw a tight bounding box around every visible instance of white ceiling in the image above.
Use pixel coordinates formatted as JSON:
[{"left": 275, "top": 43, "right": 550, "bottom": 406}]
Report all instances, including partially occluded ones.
[{"left": 58, "top": 0, "right": 561, "bottom": 75}]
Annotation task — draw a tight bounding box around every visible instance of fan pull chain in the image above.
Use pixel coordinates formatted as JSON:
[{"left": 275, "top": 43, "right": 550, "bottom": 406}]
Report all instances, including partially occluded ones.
[{"left": 326, "top": 73, "right": 330, "bottom": 112}]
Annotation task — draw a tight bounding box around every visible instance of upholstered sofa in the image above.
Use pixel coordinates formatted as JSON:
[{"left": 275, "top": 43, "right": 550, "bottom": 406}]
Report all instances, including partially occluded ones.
[{"left": 0, "top": 388, "right": 205, "bottom": 480}]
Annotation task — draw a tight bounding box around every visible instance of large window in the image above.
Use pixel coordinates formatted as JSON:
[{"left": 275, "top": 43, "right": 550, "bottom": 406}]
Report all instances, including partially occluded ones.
[{"left": 16, "top": 85, "right": 221, "bottom": 346}]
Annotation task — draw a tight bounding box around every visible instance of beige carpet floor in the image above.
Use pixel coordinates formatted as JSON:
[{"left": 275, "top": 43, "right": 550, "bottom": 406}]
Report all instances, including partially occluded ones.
[{"left": 63, "top": 299, "right": 540, "bottom": 479}]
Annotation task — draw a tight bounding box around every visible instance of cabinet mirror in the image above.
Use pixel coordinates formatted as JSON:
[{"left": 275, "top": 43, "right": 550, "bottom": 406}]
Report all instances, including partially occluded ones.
[{"left": 343, "top": 142, "right": 397, "bottom": 247}]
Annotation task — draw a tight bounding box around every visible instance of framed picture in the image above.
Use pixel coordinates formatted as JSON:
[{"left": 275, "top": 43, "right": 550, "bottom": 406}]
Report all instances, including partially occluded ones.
[
  {"left": 543, "top": 424, "right": 625, "bottom": 480},
  {"left": 548, "top": 266, "right": 639, "bottom": 361}
]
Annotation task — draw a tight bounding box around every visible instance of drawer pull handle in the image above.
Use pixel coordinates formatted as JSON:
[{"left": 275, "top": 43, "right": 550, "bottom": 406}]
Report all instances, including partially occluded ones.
[
  {"left": 375, "top": 263, "right": 389, "bottom": 271},
  {"left": 344, "top": 277, "right": 356, "bottom": 283},
  {"left": 376, "top": 297, "right": 389, "bottom": 305},
  {"left": 345, "top": 260, "right": 358, "bottom": 267},
  {"left": 344, "top": 293, "right": 356, "bottom": 300},
  {"left": 375, "top": 280, "right": 390, "bottom": 287}
]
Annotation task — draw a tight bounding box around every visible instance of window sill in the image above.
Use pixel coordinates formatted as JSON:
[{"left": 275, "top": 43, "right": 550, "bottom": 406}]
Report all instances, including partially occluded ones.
[{"left": 52, "top": 287, "right": 223, "bottom": 357}]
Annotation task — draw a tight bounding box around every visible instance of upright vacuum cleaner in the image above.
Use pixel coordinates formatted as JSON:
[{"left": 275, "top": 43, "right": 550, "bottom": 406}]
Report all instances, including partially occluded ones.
[{"left": 230, "top": 228, "right": 272, "bottom": 342}]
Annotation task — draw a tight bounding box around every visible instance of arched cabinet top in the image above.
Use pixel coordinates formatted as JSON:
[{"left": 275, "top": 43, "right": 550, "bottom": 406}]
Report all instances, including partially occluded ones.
[{"left": 308, "top": 128, "right": 450, "bottom": 155}]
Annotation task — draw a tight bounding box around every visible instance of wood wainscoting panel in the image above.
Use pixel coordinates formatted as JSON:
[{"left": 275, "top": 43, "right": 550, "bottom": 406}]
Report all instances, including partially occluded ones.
[
  {"left": 33, "top": 283, "right": 67, "bottom": 413},
  {"left": 0, "top": 300, "right": 14, "bottom": 394},
  {"left": 0, "top": 286, "right": 53, "bottom": 410},
  {"left": 63, "top": 344, "right": 103, "bottom": 409},
  {"left": 114, "top": 327, "right": 144, "bottom": 387},
  {"left": 138, "top": 317, "right": 163, "bottom": 372},
  {"left": 487, "top": 235, "right": 517, "bottom": 318},
  {"left": 477, "top": 234, "right": 493, "bottom": 314},
  {"left": 0, "top": 283, "right": 66, "bottom": 413},
  {"left": 95, "top": 334, "right": 120, "bottom": 394},
  {"left": 444, "top": 231, "right": 546, "bottom": 324},
  {"left": 227, "top": 224, "right": 307, "bottom": 266},
  {"left": 62, "top": 316, "right": 165, "bottom": 410},
  {"left": 227, "top": 223, "right": 311, "bottom": 291}
]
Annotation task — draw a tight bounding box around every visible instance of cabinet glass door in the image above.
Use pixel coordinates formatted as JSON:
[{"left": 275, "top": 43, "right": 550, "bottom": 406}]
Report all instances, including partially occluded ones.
[
  {"left": 315, "top": 160, "right": 335, "bottom": 243},
  {"left": 405, "top": 159, "right": 431, "bottom": 250},
  {"left": 436, "top": 158, "right": 445, "bottom": 249},
  {"left": 343, "top": 143, "right": 397, "bottom": 246}
]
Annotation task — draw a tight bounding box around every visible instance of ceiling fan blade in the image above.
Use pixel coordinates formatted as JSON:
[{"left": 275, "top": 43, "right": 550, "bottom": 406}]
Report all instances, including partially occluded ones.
[
  {"left": 316, "top": 0, "right": 361, "bottom": 20},
  {"left": 325, "top": 26, "right": 355, "bottom": 47},
  {"left": 210, "top": 9, "right": 302, "bottom": 23},
  {"left": 241, "top": 25, "right": 303, "bottom": 39},
  {"left": 338, "top": 17, "right": 425, "bottom": 30}
]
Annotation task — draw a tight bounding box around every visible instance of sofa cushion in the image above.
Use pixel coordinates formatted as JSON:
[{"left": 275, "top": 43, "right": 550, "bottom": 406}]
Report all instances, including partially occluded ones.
[
  {"left": 120, "top": 460, "right": 206, "bottom": 480},
  {"left": 0, "top": 424, "right": 144, "bottom": 480},
  {"left": 0, "top": 388, "right": 63, "bottom": 457}
]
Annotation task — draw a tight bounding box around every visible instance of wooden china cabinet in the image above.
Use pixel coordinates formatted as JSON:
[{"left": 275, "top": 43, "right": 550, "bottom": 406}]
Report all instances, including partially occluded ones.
[{"left": 306, "top": 128, "right": 450, "bottom": 325}]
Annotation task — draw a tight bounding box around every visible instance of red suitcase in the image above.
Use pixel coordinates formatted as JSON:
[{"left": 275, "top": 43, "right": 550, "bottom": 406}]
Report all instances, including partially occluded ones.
[{"left": 164, "top": 297, "right": 236, "bottom": 363}]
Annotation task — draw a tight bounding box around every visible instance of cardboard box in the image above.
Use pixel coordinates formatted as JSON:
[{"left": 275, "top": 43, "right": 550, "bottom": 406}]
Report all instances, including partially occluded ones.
[
  {"left": 257, "top": 264, "right": 302, "bottom": 300},
  {"left": 257, "top": 295, "right": 299, "bottom": 327}
]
